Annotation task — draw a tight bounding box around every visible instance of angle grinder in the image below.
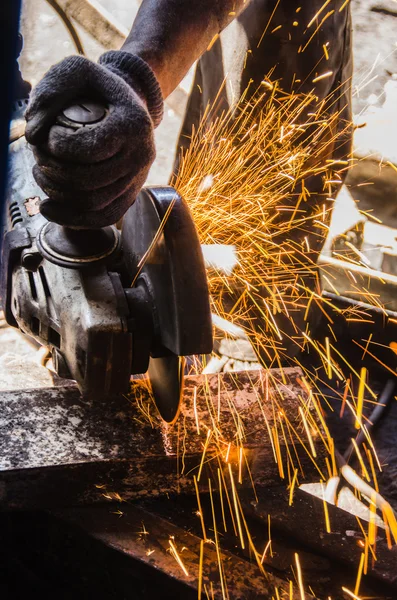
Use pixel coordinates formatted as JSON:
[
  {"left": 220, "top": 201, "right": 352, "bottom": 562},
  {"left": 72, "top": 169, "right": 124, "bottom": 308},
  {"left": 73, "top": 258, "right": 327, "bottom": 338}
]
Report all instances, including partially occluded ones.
[{"left": 1, "top": 99, "right": 213, "bottom": 422}]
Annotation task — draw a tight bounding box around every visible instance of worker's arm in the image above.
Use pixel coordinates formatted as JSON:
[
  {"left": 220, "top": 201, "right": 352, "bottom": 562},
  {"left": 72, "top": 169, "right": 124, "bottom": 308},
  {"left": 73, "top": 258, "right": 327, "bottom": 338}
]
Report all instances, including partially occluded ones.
[
  {"left": 122, "top": 0, "right": 249, "bottom": 98},
  {"left": 24, "top": 1, "right": 250, "bottom": 228}
]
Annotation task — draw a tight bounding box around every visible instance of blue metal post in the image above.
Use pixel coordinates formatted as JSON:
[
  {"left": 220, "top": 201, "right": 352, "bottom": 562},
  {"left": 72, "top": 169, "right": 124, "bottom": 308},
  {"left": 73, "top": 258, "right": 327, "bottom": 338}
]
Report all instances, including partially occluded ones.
[{"left": 0, "top": 0, "right": 22, "bottom": 247}]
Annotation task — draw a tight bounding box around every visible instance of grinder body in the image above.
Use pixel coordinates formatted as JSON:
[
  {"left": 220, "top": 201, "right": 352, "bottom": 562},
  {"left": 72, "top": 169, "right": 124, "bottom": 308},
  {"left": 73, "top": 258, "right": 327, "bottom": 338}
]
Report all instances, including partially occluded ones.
[{"left": 1, "top": 100, "right": 212, "bottom": 421}]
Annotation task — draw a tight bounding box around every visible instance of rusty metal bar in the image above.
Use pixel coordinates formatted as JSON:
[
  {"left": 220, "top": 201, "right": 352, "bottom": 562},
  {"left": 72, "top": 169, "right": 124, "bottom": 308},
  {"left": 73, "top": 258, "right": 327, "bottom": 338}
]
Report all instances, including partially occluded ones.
[{"left": 0, "top": 368, "right": 325, "bottom": 510}]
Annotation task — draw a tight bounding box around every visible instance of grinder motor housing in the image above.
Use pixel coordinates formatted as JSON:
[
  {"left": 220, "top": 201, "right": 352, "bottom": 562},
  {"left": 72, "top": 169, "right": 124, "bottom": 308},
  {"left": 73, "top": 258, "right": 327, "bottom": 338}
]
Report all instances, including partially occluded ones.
[{"left": 1, "top": 100, "right": 213, "bottom": 422}]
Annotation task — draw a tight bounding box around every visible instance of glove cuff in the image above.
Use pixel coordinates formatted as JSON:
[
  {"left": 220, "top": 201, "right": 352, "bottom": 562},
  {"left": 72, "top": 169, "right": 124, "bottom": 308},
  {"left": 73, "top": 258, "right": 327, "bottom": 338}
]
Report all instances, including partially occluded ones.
[{"left": 99, "top": 51, "right": 163, "bottom": 127}]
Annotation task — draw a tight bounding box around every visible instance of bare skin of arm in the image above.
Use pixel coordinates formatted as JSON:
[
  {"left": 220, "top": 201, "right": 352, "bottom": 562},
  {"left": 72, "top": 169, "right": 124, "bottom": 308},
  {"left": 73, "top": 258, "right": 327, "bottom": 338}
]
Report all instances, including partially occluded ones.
[{"left": 122, "top": 0, "right": 251, "bottom": 98}]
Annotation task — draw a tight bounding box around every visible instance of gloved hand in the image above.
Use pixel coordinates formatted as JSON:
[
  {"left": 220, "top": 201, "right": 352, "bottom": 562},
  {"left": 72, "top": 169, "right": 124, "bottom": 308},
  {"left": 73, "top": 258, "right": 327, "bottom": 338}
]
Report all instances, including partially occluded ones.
[{"left": 25, "top": 51, "right": 163, "bottom": 228}]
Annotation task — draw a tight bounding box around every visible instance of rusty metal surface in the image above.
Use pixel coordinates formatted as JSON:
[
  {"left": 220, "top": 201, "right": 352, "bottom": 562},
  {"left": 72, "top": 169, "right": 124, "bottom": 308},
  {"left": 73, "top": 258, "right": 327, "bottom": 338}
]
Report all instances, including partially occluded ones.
[{"left": 0, "top": 368, "right": 325, "bottom": 510}]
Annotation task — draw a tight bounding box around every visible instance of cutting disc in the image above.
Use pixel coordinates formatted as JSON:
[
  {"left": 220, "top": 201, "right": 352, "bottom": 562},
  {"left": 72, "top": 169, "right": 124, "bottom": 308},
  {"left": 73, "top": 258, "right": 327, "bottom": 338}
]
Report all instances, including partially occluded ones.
[{"left": 148, "top": 355, "right": 185, "bottom": 423}]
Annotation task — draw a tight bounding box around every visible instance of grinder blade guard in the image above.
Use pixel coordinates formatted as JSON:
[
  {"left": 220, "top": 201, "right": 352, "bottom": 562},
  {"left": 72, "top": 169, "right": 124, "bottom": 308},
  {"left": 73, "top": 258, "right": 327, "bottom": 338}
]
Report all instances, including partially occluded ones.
[{"left": 1, "top": 100, "right": 213, "bottom": 422}]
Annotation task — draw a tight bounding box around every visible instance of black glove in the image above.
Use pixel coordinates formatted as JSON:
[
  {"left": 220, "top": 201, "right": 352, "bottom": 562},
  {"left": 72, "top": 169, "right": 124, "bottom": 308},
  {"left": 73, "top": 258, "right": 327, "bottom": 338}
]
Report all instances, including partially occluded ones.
[{"left": 25, "top": 51, "right": 163, "bottom": 228}]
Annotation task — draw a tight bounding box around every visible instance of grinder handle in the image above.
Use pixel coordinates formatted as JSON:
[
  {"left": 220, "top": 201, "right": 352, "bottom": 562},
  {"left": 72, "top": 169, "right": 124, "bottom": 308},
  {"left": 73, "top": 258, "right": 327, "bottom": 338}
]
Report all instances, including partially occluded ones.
[{"left": 55, "top": 100, "right": 108, "bottom": 130}]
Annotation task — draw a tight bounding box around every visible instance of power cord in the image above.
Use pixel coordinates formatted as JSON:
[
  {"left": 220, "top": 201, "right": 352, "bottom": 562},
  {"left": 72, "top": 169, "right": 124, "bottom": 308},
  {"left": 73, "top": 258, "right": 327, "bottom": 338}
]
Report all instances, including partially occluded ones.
[{"left": 45, "top": 0, "right": 85, "bottom": 56}]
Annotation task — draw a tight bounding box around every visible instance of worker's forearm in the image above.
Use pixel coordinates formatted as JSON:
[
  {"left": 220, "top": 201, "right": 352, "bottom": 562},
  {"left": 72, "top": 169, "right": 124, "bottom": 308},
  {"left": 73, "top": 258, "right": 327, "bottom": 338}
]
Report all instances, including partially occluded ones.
[{"left": 122, "top": 0, "right": 249, "bottom": 98}]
